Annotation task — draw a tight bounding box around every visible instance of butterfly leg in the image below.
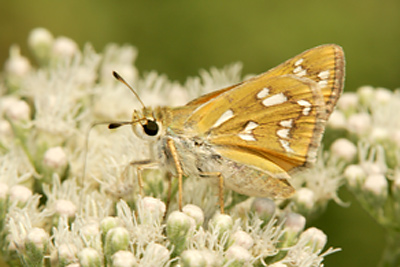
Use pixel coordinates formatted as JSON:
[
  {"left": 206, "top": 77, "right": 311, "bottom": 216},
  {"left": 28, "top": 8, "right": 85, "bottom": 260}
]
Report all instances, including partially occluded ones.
[
  {"left": 166, "top": 139, "right": 184, "bottom": 211},
  {"left": 129, "top": 159, "right": 157, "bottom": 196},
  {"left": 199, "top": 172, "right": 225, "bottom": 214}
]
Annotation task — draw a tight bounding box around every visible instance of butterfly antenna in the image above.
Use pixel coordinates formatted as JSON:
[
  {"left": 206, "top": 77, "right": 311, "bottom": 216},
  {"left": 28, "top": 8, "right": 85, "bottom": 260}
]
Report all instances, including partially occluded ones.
[{"left": 113, "top": 71, "right": 146, "bottom": 110}]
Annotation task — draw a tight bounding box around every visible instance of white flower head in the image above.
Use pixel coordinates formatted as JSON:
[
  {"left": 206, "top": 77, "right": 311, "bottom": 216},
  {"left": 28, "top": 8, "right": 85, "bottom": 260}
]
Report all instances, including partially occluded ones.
[
  {"left": 232, "top": 230, "right": 254, "bottom": 250},
  {"left": 52, "top": 36, "right": 79, "bottom": 59},
  {"left": 9, "top": 185, "right": 32, "bottom": 204},
  {"left": 344, "top": 164, "right": 366, "bottom": 188},
  {"left": 284, "top": 213, "right": 306, "bottom": 234},
  {"left": 225, "top": 245, "right": 252, "bottom": 263},
  {"left": 180, "top": 249, "right": 207, "bottom": 267},
  {"left": 294, "top": 188, "right": 315, "bottom": 211},
  {"left": 26, "top": 227, "right": 49, "bottom": 250},
  {"left": 28, "top": 27, "right": 54, "bottom": 62},
  {"left": 330, "top": 138, "right": 357, "bottom": 162},
  {"left": 111, "top": 250, "right": 137, "bottom": 267},
  {"left": 362, "top": 173, "right": 388, "bottom": 199},
  {"left": 4, "top": 45, "right": 31, "bottom": 86},
  {"left": 54, "top": 199, "right": 77, "bottom": 218},
  {"left": 78, "top": 247, "right": 101, "bottom": 267},
  {"left": 3, "top": 98, "right": 30, "bottom": 121},
  {"left": 327, "top": 110, "right": 346, "bottom": 129},
  {"left": 182, "top": 204, "right": 205, "bottom": 228},
  {"left": 347, "top": 113, "right": 371, "bottom": 135},
  {"left": 337, "top": 92, "right": 358, "bottom": 111},
  {"left": 43, "top": 146, "right": 68, "bottom": 169}
]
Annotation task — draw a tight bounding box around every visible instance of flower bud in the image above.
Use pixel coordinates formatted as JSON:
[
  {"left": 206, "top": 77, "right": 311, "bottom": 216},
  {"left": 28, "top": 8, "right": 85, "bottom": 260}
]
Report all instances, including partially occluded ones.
[
  {"left": 293, "top": 188, "right": 314, "bottom": 213},
  {"left": 140, "top": 196, "right": 166, "bottom": 223},
  {"left": 166, "top": 211, "right": 194, "bottom": 255},
  {"left": 374, "top": 87, "right": 392, "bottom": 104},
  {"left": 347, "top": 113, "right": 371, "bottom": 135},
  {"left": 111, "top": 250, "right": 137, "bottom": 267},
  {"left": 43, "top": 146, "right": 67, "bottom": 169},
  {"left": 142, "top": 243, "right": 170, "bottom": 265},
  {"left": 180, "top": 249, "right": 206, "bottom": 267},
  {"left": 357, "top": 86, "right": 374, "bottom": 106},
  {"left": 225, "top": 245, "right": 252, "bottom": 265},
  {"left": 58, "top": 243, "right": 78, "bottom": 265},
  {"left": 251, "top": 198, "right": 276, "bottom": 222},
  {"left": 52, "top": 37, "right": 78, "bottom": 59},
  {"left": 78, "top": 247, "right": 101, "bottom": 267},
  {"left": 25, "top": 227, "right": 49, "bottom": 265},
  {"left": 28, "top": 27, "right": 54, "bottom": 63},
  {"left": 3, "top": 98, "right": 30, "bottom": 121},
  {"left": 363, "top": 173, "right": 388, "bottom": 204},
  {"left": 4, "top": 46, "right": 31, "bottom": 88},
  {"left": 327, "top": 110, "right": 346, "bottom": 129},
  {"left": 209, "top": 213, "right": 233, "bottom": 240},
  {"left": 337, "top": 92, "right": 358, "bottom": 111},
  {"left": 26, "top": 227, "right": 49, "bottom": 251},
  {"left": 9, "top": 185, "right": 32, "bottom": 205},
  {"left": 282, "top": 213, "right": 306, "bottom": 246},
  {"left": 232, "top": 230, "right": 253, "bottom": 250},
  {"left": 80, "top": 221, "right": 100, "bottom": 240},
  {"left": 104, "top": 227, "right": 130, "bottom": 257},
  {"left": 344, "top": 164, "right": 366, "bottom": 188},
  {"left": 182, "top": 204, "right": 204, "bottom": 228},
  {"left": 100, "top": 216, "right": 120, "bottom": 235},
  {"left": 330, "top": 138, "right": 357, "bottom": 162},
  {"left": 55, "top": 199, "right": 77, "bottom": 218},
  {"left": 299, "top": 227, "right": 327, "bottom": 253}
]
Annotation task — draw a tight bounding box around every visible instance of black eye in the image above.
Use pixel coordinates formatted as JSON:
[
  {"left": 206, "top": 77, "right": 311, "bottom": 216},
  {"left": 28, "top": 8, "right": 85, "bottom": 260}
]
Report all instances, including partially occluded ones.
[{"left": 143, "top": 120, "right": 159, "bottom": 136}]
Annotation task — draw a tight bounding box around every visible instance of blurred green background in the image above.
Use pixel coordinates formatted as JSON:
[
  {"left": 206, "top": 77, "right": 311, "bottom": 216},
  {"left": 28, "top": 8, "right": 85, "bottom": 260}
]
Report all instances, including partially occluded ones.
[{"left": 1, "top": 0, "right": 398, "bottom": 266}]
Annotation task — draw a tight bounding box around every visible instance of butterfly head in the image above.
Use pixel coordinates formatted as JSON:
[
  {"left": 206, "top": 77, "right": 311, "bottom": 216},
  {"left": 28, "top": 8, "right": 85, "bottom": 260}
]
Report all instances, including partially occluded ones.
[
  {"left": 110, "top": 71, "right": 167, "bottom": 140},
  {"left": 130, "top": 107, "right": 165, "bottom": 141}
]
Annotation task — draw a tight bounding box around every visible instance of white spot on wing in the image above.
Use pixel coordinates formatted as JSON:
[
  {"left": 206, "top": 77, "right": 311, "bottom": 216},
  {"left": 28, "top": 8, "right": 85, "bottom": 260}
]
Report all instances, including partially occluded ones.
[
  {"left": 238, "top": 121, "right": 259, "bottom": 141},
  {"left": 238, "top": 133, "right": 256, "bottom": 141},
  {"left": 318, "top": 70, "right": 330, "bottom": 80},
  {"left": 277, "top": 129, "right": 290, "bottom": 139},
  {"left": 294, "top": 58, "right": 304, "bottom": 66},
  {"left": 280, "top": 139, "right": 294, "bottom": 153},
  {"left": 293, "top": 66, "right": 303, "bottom": 74},
  {"left": 293, "top": 66, "right": 307, "bottom": 77},
  {"left": 212, "top": 109, "right": 234, "bottom": 128},
  {"left": 243, "top": 121, "right": 259, "bottom": 133},
  {"left": 262, "top": 93, "right": 287, "bottom": 107},
  {"left": 318, "top": 80, "right": 328, "bottom": 88},
  {"left": 257, "top": 88, "right": 270, "bottom": 99},
  {"left": 297, "top": 100, "right": 311, "bottom": 107},
  {"left": 280, "top": 119, "right": 293, "bottom": 128},
  {"left": 298, "top": 100, "right": 312, "bottom": 116}
]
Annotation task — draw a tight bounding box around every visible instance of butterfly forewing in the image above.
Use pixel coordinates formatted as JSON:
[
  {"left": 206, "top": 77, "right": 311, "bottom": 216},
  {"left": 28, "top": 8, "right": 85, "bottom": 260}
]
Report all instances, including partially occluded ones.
[
  {"left": 182, "top": 44, "right": 344, "bottom": 178},
  {"left": 264, "top": 44, "right": 345, "bottom": 119},
  {"left": 185, "top": 75, "right": 325, "bottom": 174}
]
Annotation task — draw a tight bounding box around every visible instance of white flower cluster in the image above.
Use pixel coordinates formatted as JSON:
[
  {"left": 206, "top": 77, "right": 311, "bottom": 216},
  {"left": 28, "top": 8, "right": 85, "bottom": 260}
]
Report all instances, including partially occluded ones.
[
  {"left": 0, "top": 28, "right": 339, "bottom": 266},
  {"left": 328, "top": 87, "right": 400, "bottom": 231}
]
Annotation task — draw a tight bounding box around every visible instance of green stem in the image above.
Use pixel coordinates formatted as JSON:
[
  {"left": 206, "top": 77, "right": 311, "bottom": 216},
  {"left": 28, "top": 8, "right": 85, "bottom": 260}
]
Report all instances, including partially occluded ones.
[{"left": 379, "top": 231, "right": 400, "bottom": 267}]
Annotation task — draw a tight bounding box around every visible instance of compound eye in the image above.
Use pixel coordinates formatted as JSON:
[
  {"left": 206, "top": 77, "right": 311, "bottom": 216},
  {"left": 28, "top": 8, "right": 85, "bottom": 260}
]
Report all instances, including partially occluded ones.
[{"left": 143, "top": 120, "right": 159, "bottom": 136}]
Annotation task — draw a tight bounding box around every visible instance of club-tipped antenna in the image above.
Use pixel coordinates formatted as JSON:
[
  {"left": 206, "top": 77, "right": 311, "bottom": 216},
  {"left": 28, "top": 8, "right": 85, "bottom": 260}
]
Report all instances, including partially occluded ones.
[{"left": 113, "top": 71, "right": 146, "bottom": 109}]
